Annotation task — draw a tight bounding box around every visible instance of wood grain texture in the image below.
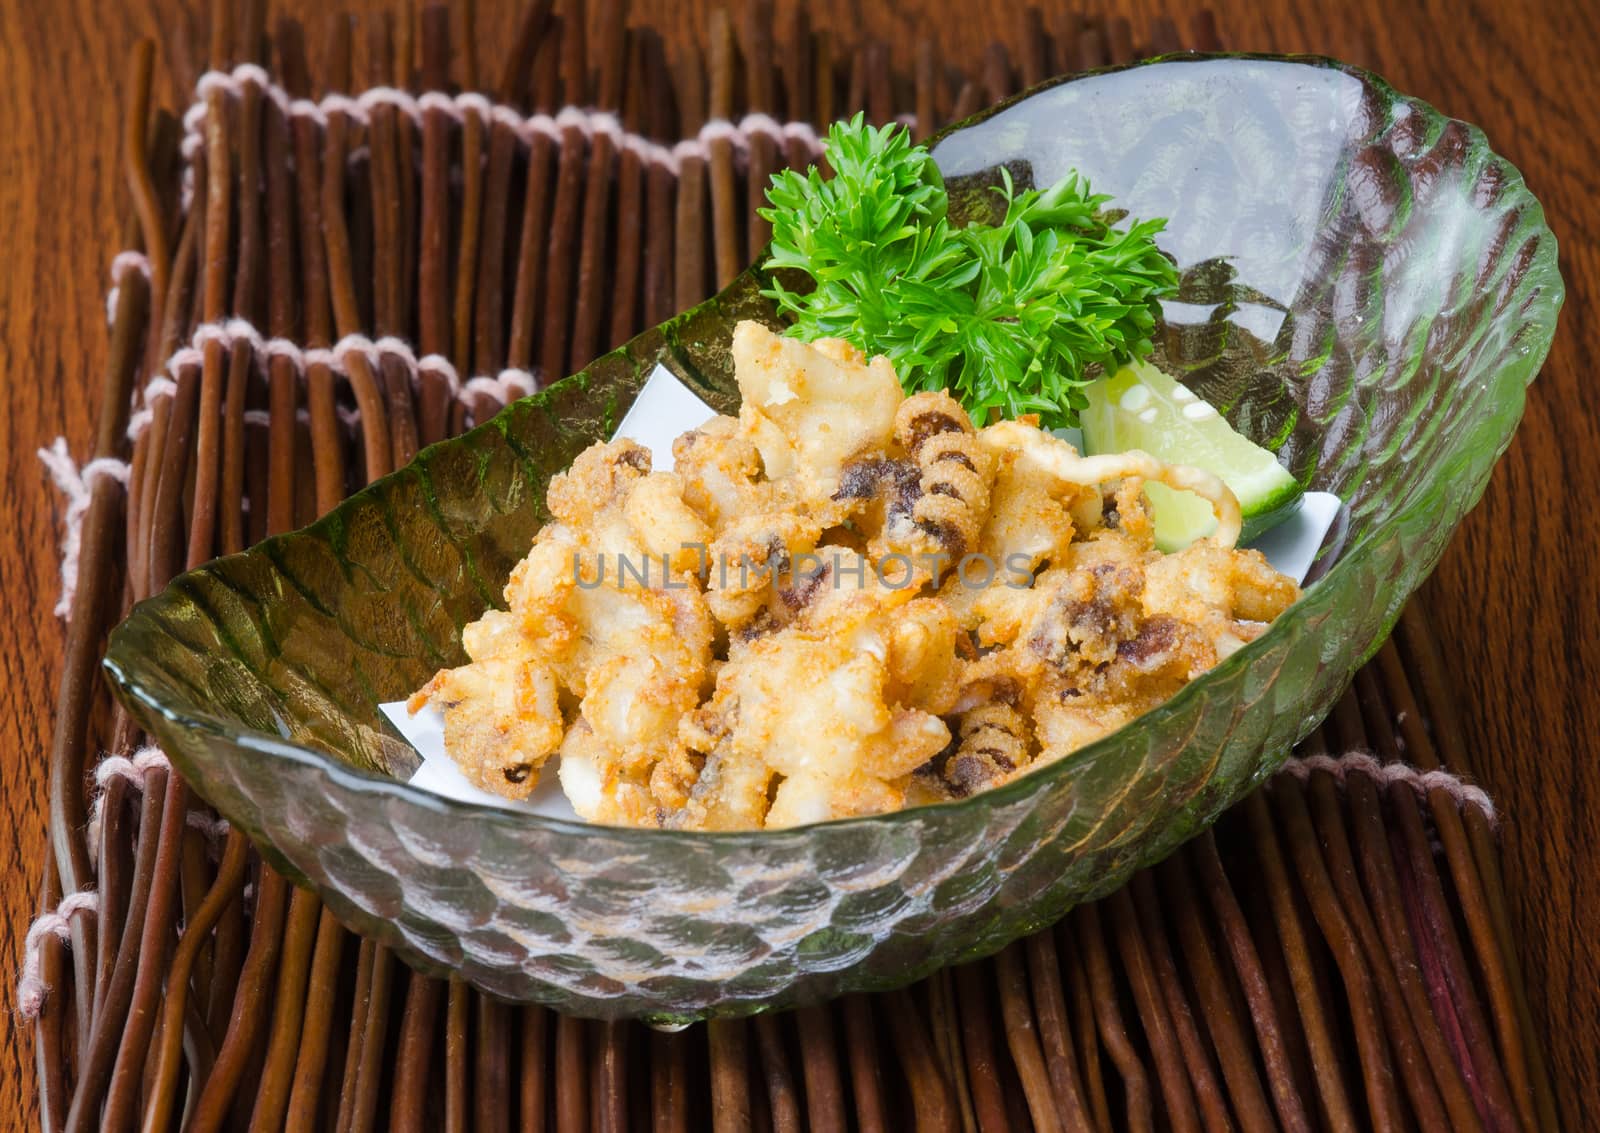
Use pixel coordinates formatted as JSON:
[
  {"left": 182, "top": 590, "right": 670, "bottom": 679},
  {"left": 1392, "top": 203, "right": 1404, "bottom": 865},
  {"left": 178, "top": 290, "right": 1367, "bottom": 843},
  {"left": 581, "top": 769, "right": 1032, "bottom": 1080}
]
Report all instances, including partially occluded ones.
[{"left": 2, "top": 0, "right": 1594, "bottom": 1127}]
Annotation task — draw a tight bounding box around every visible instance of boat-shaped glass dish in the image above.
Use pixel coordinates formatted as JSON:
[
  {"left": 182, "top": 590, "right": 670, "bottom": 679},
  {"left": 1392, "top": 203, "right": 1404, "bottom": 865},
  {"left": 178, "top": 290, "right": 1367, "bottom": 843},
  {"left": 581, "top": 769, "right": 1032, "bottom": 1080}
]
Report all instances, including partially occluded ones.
[{"left": 105, "top": 55, "right": 1562, "bottom": 1022}]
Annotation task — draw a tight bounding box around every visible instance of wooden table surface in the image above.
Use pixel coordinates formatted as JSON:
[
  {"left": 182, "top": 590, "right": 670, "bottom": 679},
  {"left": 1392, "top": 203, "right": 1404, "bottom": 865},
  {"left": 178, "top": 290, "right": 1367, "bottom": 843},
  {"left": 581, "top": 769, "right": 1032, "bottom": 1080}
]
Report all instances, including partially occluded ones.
[{"left": 2, "top": 0, "right": 1594, "bottom": 1126}]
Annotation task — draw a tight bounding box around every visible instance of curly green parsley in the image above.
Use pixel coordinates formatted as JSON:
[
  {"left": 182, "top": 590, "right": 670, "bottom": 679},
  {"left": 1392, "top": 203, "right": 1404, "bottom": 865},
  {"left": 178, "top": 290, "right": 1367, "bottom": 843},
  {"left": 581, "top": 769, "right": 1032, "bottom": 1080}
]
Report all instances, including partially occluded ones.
[{"left": 759, "top": 114, "right": 1177, "bottom": 429}]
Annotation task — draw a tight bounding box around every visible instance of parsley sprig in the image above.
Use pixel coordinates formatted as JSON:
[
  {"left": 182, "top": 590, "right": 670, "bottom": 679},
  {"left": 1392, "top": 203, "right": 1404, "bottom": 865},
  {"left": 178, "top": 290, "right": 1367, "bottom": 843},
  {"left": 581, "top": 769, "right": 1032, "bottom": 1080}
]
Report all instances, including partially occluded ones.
[{"left": 760, "top": 114, "right": 1177, "bottom": 429}]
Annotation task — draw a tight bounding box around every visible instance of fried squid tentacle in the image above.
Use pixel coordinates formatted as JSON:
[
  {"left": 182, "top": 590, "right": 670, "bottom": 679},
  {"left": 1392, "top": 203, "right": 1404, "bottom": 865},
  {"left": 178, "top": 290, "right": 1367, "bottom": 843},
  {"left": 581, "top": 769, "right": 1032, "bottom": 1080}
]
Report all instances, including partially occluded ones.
[
  {"left": 651, "top": 709, "right": 722, "bottom": 813},
  {"left": 945, "top": 688, "right": 1033, "bottom": 797},
  {"left": 650, "top": 744, "right": 704, "bottom": 814},
  {"left": 655, "top": 709, "right": 775, "bottom": 831},
  {"left": 893, "top": 391, "right": 996, "bottom": 562}
]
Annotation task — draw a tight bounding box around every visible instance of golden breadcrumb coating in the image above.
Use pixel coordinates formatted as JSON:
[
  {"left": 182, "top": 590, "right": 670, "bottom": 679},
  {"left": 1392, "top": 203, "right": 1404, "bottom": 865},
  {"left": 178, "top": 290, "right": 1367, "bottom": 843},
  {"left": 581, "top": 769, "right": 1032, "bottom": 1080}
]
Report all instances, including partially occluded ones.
[{"left": 411, "top": 321, "right": 1298, "bottom": 827}]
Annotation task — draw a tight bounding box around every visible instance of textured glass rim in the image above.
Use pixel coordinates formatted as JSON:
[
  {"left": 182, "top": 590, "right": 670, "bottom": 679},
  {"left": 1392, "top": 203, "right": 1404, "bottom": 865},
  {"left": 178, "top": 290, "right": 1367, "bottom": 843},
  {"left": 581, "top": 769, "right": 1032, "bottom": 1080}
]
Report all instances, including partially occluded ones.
[{"left": 105, "top": 52, "right": 1564, "bottom": 847}]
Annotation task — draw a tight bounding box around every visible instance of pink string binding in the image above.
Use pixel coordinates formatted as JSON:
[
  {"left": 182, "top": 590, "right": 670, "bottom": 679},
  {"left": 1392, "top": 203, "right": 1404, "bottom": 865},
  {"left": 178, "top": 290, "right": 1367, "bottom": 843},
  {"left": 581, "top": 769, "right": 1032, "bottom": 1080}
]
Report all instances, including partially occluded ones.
[
  {"left": 124, "top": 317, "right": 533, "bottom": 442},
  {"left": 16, "top": 745, "right": 229, "bottom": 1020},
  {"left": 36, "top": 439, "right": 132, "bottom": 620},
  {"left": 178, "top": 64, "right": 835, "bottom": 193},
  {"left": 82, "top": 746, "right": 231, "bottom": 849},
  {"left": 16, "top": 891, "right": 99, "bottom": 1020},
  {"left": 1277, "top": 750, "right": 1498, "bottom": 826},
  {"left": 17, "top": 745, "right": 1498, "bottom": 1019},
  {"left": 104, "top": 251, "right": 152, "bottom": 325}
]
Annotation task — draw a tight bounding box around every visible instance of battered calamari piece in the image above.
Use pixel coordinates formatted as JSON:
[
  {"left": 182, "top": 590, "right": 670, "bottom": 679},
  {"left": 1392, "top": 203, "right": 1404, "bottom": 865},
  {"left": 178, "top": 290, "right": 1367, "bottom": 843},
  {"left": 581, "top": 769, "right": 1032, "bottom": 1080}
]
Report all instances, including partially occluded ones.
[
  {"left": 1007, "top": 500, "right": 1279, "bottom": 758},
  {"left": 859, "top": 392, "right": 998, "bottom": 587},
  {"left": 663, "top": 556, "right": 953, "bottom": 828},
  {"left": 406, "top": 644, "right": 563, "bottom": 800},
  {"left": 731, "top": 321, "right": 901, "bottom": 500},
  {"left": 946, "top": 695, "right": 1034, "bottom": 797},
  {"left": 557, "top": 720, "right": 660, "bottom": 827},
  {"left": 879, "top": 598, "right": 968, "bottom": 716},
  {"left": 892, "top": 392, "right": 995, "bottom": 559},
  {"left": 412, "top": 439, "right": 716, "bottom": 814},
  {"left": 414, "top": 319, "right": 1299, "bottom": 828},
  {"left": 1142, "top": 539, "right": 1300, "bottom": 657},
  {"left": 1030, "top": 609, "right": 1218, "bottom": 756},
  {"left": 555, "top": 577, "right": 714, "bottom": 822},
  {"left": 672, "top": 417, "right": 766, "bottom": 533},
  {"left": 667, "top": 626, "right": 952, "bottom": 830},
  {"left": 980, "top": 419, "right": 1243, "bottom": 546},
  {"left": 703, "top": 510, "right": 828, "bottom": 633},
  {"left": 974, "top": 427, "right": 1083, "bottom": 570}
]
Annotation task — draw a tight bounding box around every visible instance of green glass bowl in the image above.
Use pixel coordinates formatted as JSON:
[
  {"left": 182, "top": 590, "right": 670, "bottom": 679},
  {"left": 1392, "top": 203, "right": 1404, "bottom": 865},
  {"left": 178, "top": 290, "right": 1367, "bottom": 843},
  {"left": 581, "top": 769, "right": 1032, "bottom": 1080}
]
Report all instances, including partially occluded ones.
[{"left": 105, "top": 55, "right": 1561, "bottom": 1022}]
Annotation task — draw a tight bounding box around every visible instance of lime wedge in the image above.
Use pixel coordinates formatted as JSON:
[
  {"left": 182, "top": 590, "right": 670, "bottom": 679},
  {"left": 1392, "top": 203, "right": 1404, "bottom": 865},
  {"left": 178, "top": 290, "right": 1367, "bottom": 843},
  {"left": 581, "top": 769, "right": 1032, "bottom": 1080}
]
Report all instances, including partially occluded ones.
[{"left": 1079, "top": 360, "right": 1303, "bottom": 551}]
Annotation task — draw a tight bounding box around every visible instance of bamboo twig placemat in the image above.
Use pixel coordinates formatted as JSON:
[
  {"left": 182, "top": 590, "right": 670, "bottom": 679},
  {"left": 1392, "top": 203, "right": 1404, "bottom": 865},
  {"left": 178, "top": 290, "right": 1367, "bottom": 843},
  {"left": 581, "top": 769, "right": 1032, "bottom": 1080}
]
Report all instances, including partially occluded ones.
[{"left": 23, "top": 3, "right": 1558, "bottom": 1129}]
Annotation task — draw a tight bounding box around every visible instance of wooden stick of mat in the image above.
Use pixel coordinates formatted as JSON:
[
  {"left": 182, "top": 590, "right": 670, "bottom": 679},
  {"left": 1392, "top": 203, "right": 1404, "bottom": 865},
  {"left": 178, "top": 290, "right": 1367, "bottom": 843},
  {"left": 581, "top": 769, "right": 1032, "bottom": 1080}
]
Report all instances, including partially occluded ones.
[
  {"left": 31, "top": 10, "right": 1560, "bottom": 1133},
  {"left": 706, "top": 9, "right": 741, "bottom": 289}
]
